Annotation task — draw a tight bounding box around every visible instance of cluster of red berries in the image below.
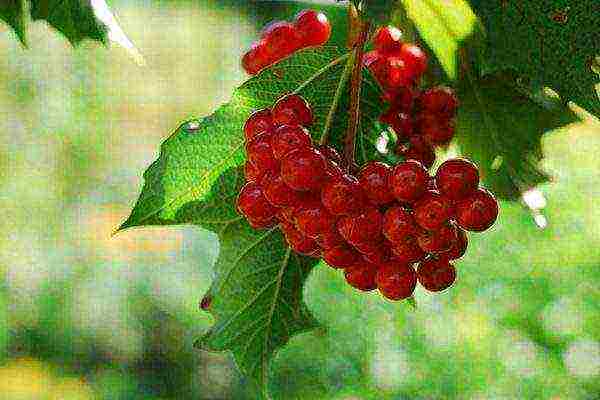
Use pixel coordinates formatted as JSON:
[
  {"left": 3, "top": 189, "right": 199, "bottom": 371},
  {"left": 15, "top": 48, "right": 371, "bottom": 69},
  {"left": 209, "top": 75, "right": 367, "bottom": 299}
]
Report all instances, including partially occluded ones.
[
  {"left": 242, "top": 9, "right": 331, "bottom": 75},
  {"left": 364, "top": 26, "right": 458, "bottom": 168},
  {"left": 237, "top": 93, "right": 498, "bottom": 300}
]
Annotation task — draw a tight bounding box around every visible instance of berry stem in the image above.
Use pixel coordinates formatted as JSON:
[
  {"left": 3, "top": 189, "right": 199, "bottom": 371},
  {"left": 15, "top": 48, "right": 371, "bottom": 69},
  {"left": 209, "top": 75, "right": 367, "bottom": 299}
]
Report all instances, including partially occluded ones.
[
  {"left": 343, "top": 16, "right": 370, "bottom": 171},
  {"left": 320, "top": 52, "right": 355, "bottom": 145}
]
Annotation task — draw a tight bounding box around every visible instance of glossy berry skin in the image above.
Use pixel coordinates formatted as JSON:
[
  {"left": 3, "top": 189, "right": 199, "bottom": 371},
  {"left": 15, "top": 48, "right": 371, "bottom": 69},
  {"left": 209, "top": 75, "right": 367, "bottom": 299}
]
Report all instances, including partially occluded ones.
[
  {"left": 383, "top": 86, "right": 415, "bottom": 113},
  {"left": 390, "top": 236, "right": 426, "bottom": 264},
  {"left": 353, "top": 239, "right": 385, "bottom": 257},
  {"left": 281, "top": 221, "right": 320, "bottom": 257},
  {"left": 413, "top": 191, "right": 454, "bottom": 231},
  {"left": 420, "top": 86, "right": 459, "bottom": 117},
  {"left": 383, "top": 206, "right": 417, "bottom": 244},
  {"left": 246, "top": 135, "right": 278, "bottom": 174},
  {"left": 242, "top": 41, "right": 271, "bottom": 75},
  {"left": 264, "top": 175, "right": 301, "bottom": 207},
  {"left": 396, "top": 136, "right": 436, "bottom": 169},
  {"left": 376, "top": 263, "right": 417, "bottom": 300},
  {"left": 262, "top": 21, "right": 302, "bottom": 59},
  {"left": 358, "top": 162, "right": 394, "bottom": 205},
  {"left": 435, "top": 158, "right": 479, "bottom": 200},
  {"left": 362, "top": 243, "right": 391, "bottom": 265},
  {"left": 294, "top": 10, "right": 331, "bottom": 47},
  {"left": 455, "top": 187, "right": 499, "bottom": 232},
  {"left": 244, "top": 161, "right": 261, "bottom": 183},
  {"left": 321, "top": 174, "right": 365, "bottom": 216},
  {"left": 399, "top": 43, "right": 427, "bottom": 80},
  {"left": 272, "top": 94, "right": 314, "bottom": 127},
  {"left": 237, "top": 182, "right": 278, "bottom": 220},
  {"left": 389, "top": 160, "right": 429, "bottom": 203},
  {"left": 337, "top": 207, "right": 383, "bottom": 246},
  {"left": 271, "top": 125, "right": 312, "bottom": 159},
  {"left": 247, "top": 215, "right": 278, "bottom": 229},
  {"left": 280, "top": 147, "right": 326, "bottom": 191},
  {"left": 344, "top": 260, "right": 378, "bottom": 291},
  {"left": 418, "top": 114, "right": 455, "bottom": 145},
  {"left": 244, "top": 109, "right": 273, "bottom": 141},
  {"left": 445, "top": 227, "right": 468, "bottom": 260},
  {"left": 417, "top": 223, "right": 457, "bottom": 254},
  {"left": 315, "top": 228, "right": 345, "bottom": 249},
  {"left": 417, "top": 257, "right": 456, "bottom": 292},
  {"left": 318, "top": 145, "right": 343, "bottom": 165},
  {"left": 295, "top": 205, "right": 337, "bottom": 238},
  {"left": 373, "top": 26, "right": 403, "bottom": 53},
  {"left": 323, "top": 245, "right": 360, "bottom": 269}
]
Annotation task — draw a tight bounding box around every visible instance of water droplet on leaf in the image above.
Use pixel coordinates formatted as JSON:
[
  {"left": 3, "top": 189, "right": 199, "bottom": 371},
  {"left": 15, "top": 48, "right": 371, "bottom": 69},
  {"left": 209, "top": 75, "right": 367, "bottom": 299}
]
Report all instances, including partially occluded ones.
[{"left": 184, "top": 120, "right": 201, "bottom": 133}]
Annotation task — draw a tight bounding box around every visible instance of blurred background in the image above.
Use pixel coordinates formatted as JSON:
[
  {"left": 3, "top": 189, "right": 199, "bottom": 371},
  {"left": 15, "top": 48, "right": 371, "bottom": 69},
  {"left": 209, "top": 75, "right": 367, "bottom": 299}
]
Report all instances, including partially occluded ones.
[{"left": 0, "top": 1, "right": 599, "bottom": 399}]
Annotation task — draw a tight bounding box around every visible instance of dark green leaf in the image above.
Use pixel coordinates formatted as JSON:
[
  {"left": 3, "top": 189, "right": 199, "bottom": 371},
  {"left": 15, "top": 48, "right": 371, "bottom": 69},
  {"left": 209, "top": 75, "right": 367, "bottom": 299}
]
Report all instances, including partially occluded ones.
[
  {"left": 361, "top": 0, "right": 398, "bottom": 24},
  {"left": 455, "top": 73, "right": 581, "bottom": 200},
  {"left": 469, "top": 0, "right": 600, "bottom": 117},
  {"left": 0, "top": 0, "right": 26, "bottom": 44}
]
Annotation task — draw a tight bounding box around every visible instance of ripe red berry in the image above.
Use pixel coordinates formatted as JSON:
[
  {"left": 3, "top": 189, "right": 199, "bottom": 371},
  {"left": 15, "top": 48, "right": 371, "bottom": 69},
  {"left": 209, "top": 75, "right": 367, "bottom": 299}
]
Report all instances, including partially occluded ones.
[
  {"left": 272, "top": 94, "right": 314, "bottom": 127},
  {"left": 389, "top": 236, "right": 426, "bottom": 264},
  {"left": 237, "top": 182, "right": 278, "bottom": 220},
  {"left": 315, "top": 228, "right": 345, "bottom": 249},
  {"left": 323, "top": 245, "right": 360, "bottom": 269},
  {"left": 280, "top": 147, "right": 327, "bottom": 191},
  {"left": 383, "top": 86, "right": 415, "bottom": 113},
  {"left": 295, "top": 205, "right": 337, "bottom": 238},
  {"left": 281, "top": 221, "right": 320, "bottom": 257},
  {"left": 321, "top": 174, "right": 365, "bottom": 216},
  {"left": 382, "top": 206, "right": 417, "bottom": 244},
  {"left": 362, "top": 243, "right": 392, "bottom": 265},
  {"left": 337, "top": 206, "right": 383, "bottom": 246},
  {"left": 247, "top": 215, "right": 278, "bottom": 229},
  {"left": 399, "top": 43, "right": 427, "bottom": 80},
  {"left": 344, "top": 260, "right": 378, "bottom": 291},
  {"left": 389, "top": 160, "right": 429, "bottom": 202},
  {"left": 244, "top": 161, "right": 261, "bottom": 183},
  {"left": 373, "top": 26, "right": 403, "bottom": 53},
  {"left": 413, "top": 191, "right": 454, "bottom": 231},
  {"left": 420, "top": 86, "right": 459, "bottom": 117},
  {"left": 390, "top": 112, "right": 414, "bottom": 139},
  {"left": 264, "top": 175, "right": 301, "bottom": 207},
  {"left": 271, "top": 124, "right": 312, "bottom": 159},
  {"left": 385, "top": 57, "right": 412, "bottom": 88},
  {"left": 244, "top": 108, "right": 273, "bottom": 141},
  {"left": 396, "top": 136, "right": 436, "bottom": 169},
  {"left": 417, "top": 257, "right": 456, "bottom": 292},
  {"left": 294, "top": 9, "right": 331, "bottom": 47},
  {"left": 376, "top": 262, "right": 417, "bottom": 300},
  {"left": 317, "top": 145, "right": 343, "bottom": 165},
  {"left": 418, "top": 113, "right": 455, "bottom": 145},
  {"left": 445, "top": 227, "right": 468, "bottom": 260},
  {"left": 352, "top": 239, "right": 385, "bottom": 257},
  {"left": 246, "top": 135, "right": 279, "bottom": 175},
  {"left": 416, "top": 223, "right": 457, "bottom": 254},
  {"left": 364, "top": 51, "right": 388, "bottom": 85},
  {"left": 262, "top": 21, "right": 302, "bottom": 59},
  {"left": 455, "top": 187, "right": 499, "bottom": 232},
  {"left": 242, "top": 41, "right": 271, "bottom": 75},
  {"left": 358, "top": 162, "right": 394, "bottom": 205},
  {"left": 435, "top": 158, "right": 479, "bottom": 200}
]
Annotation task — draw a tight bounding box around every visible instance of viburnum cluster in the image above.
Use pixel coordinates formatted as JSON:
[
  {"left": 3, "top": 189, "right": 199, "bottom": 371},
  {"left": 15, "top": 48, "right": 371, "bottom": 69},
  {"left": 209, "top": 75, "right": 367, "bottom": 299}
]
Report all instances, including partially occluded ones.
[
  {"left": 236, "top": 92, "right": 498, "bottom": 300},
  {"left": 364, "top": 26, "right": 458, "bottom": 168},
  {"left": 242, "top": 9, "right": 331, "bottom": 75}
]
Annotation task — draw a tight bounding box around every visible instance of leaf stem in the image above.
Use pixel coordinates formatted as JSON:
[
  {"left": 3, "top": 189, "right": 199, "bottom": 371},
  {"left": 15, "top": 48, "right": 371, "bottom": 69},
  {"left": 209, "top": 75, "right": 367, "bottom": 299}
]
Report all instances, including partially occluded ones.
[{"left": 320, "top": 53, "right": 355, "bottom": 145}]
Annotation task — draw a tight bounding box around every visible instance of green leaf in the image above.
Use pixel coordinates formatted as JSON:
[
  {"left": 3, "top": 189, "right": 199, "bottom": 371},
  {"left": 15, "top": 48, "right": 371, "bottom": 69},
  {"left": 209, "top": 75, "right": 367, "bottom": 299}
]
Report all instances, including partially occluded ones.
[
  {"left": 0, "top": 0, "right": 26, "bottom": 44},
  {"left": 119, "top": 46, "right": 383, "bottom": 231},
  {"left": 186, "top": 168, "right": 319, "bottom": 399},
  {"left": 455, "top": 73, "right": 581, "bottom": 200},
  {"left": 361, "top": 0, "right": 399, "bottom": 24},
  {"left": 469, "top": 0, "right": 600, "bottom": 118}
]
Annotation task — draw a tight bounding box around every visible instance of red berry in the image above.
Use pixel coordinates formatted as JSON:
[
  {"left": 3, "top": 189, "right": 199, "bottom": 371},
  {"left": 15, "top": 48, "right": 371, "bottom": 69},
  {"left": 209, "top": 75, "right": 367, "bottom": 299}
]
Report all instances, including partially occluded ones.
[
  {"left": 272, "top": 94, "right": 314, "bottom": 127},
  {"left": 262, "top": 21, "right": 302, "bottom": 59},
  {"left": 413, "top": 191, "right": 454, "bottom": 231},
  {"left": 416, "top": 223, "right": 457, "bottom": 254},
  {"left": 435, "top": 158, "right": 479, "bottom": 200},
  {"left": 244, "top": 161, "right": 261, "bottom": 183},
  {"left": 247, "top": 215, "right": 278, "bottom": 229},
  {"left": 390, "top": 112, "right": 414, "bottom": 139},
  {"left": 358, "top": 162, "right": 394, "bottom": 205},
  {"left": 315, "top": 228, "right": 345, "bottom": 249},
  {"left": 390, "top": 236, "right": 426, "bottom": 264},
  {"left": 244, "top": 108, "right": 273, "bottom": 141},
  {"left": 352, "top": 239, "right": 385, "bottom": 256},
  {"left": 271, "top": 124, "right": 312, "bottom": 159},
  {"left": 417, "top": 257, "right": 456, "bottom": 292},
  {"left": 324, "top": 159, "right": 344, "bottom": 182},
  {"left": 396, "top": 136, "right": 436, "bottom": 169},
  {"left": 399, "top": 43, "right": 427, "bottom": 80},
  {"left": 246, "top": 134, "right": 278, "bottom": 174},
  {"left": 321, "top": 174, "right": 365, "bottom": 216},
  {"left": 445, "top": 227, "right": 468, "bottom": 260},
  {"left": 337, "top": 206, "right": 383, "bottom": 246},
  {"left": 385, "top": 56, "right": 412, "bottom": 88},
  {"left": 237, "top": 182, "right": 278, "bottom": 221},
  {"left": 317, "top": 145, "right": 343, "bottom": 165},
  {"left": 295, "top": 205, "right": 337, "bottom": 238},
  {"left": 376, "top": 262, "right": 417, "bottom": 300},
  {"left": 294, "top": 9, "right": 331, "bottom": 47},
  {"left": 455, "top": 187, "right": 499, "bottom": 232},
  {"left": 281, "top": 221, "right": 320, "bottom": 257},
  {"left": 389, "top": 160, "right": 429, "bottom": 202},
  {"left": 383, "top": 86, "right": 416, "bottom": 112},
  {"left": 418, "top": 114, "right": 455, "bottom": 145},
  {"left": 364, "top": 51, "right": 388, "bottom": 86},
  {"left": 373, "top": 26, "right": 403, "bottom": 53},
  {"left": 420, "top": 86, "right": 459, "bottom": 117},
  {"left": 323, "top": 244, "right": 360, "bottom": 269},
  {"left": 362, "top": 243, "right": 392, "bottom": 265},
  {"left": 280, "top": 147, "right": 327, "bottom": 191},
  {"left": 344, "top": 260, "right": 378, "bottom": 291},
  {"left": 264, "top": 175, "right": 301, "bottom": 208},
  {"left": 242, "top": 41, "right": 271, "bottom": 75},
  {"left": 382, "top": 206, "right": 417, "bottom": 244}
]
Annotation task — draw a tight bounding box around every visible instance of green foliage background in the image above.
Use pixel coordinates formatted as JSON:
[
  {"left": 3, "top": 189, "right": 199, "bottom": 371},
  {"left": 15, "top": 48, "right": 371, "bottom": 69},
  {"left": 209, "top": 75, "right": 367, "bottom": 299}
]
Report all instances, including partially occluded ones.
[{"left": 0, "top": 1, "right": 599, "bottom": 399}]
